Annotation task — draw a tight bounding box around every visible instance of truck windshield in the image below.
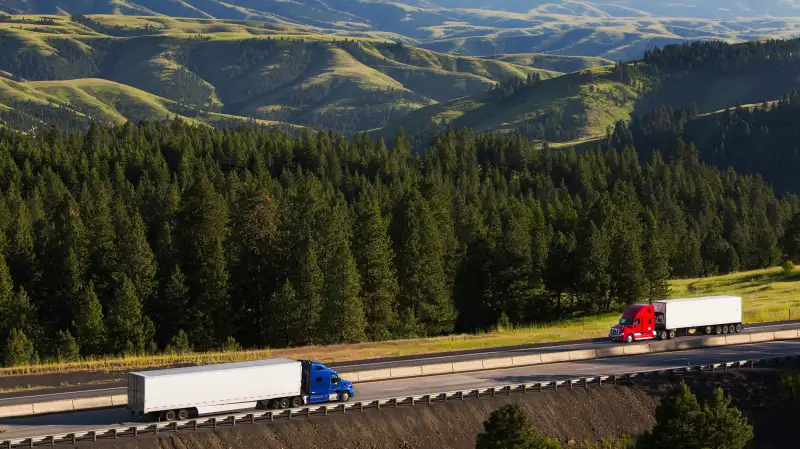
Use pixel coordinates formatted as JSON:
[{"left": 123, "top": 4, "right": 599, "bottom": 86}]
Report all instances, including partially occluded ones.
[{"left": 619, "top": 317, "right": 633, "bottom": 325}]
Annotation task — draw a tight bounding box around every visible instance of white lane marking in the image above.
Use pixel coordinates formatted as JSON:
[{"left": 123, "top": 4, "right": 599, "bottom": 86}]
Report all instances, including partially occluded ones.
[{"left": 380, "top": 387, "right": 407, "bottom": 392}]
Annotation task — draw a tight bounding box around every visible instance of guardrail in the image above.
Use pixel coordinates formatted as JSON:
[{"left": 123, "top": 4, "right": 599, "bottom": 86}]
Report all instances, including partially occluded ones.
[
  {"left": 3, "top": 354, "right": 798, "bottom": 448},
  {"left": 2, "top": 327, "right": 799, "bottom": 419}
]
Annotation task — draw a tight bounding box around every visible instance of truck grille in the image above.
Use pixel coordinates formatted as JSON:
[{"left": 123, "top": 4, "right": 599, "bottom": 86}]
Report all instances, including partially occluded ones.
[{"left": 609, "top": 328, "right": 620, "bottom": 337}]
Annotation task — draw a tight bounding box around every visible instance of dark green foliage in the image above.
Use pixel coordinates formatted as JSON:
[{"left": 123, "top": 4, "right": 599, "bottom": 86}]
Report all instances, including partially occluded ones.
[
  {"left": 475, "top": 404, "right": 563, "bottom": 449},
  {"left": 3, "top": 328, "right": 37, "bottom": 366},
  {"left": 637, "top": 381, "right": 753, "bottom": 449},
  {"left": 0, "top": 119, "right": 793, "bottom": 364},
  {"left": 55, "top": 330, "right": 80, "bottom": 362},
  {"left": 165, "top": 329, "right": 192, "bottom": 355}
]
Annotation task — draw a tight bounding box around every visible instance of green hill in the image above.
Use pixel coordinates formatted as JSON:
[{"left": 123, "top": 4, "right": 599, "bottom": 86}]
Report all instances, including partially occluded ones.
[
  {"left": 0, "top": 14, "right": 556, "bottom": 133},
  {"left": 3, "top": 0, "right": 800, "bottom": 61},
  {"left": 380, "top": 39, "right": 800, "bottom": 147}
]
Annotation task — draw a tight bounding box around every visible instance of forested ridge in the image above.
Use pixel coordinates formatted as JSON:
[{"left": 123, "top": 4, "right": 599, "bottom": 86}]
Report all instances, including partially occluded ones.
[
  {"left": 604, "top": 90, "right": 800, "bottom": 197},
  {"left": 0, "top": 118, "right": 795, "bottom": 366}
]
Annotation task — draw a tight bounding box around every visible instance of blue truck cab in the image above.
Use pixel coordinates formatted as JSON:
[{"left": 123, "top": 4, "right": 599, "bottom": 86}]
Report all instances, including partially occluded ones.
[{"left": 301, "top": 360, "right": 355, "bottom": 404}]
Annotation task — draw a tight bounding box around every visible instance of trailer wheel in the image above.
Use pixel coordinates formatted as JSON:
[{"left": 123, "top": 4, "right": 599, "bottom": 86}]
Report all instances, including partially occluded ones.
[
  {"left": 340, "top": 391, "right": 351, "bottom": 402},
  {"left": 177, "top": 409, "right": 189, "bottom": 420},
  {"left": 705, "top": 326, "right": 713, "bottom": 335},
  {"left": 735, "top": 323, "right": 743, "bottom": 333},
  {"left": 668, "top": 330, "right": 676, "bottom": 339},
  {"left": 714, "top": 325, "right": 722, "bottom": 334},
  {"left": 279, "top": 397, "right": 290, "bottom": 409},
  {"left": 728, "top": 324, "right": 736, "bottom": 334},
  {"left": 722, "top": 325, "right": 729, "bottom": 334},
  {"left": 164, "top": 409, "right": 176, "bottom": 421},
  {"left": 291, "top": 396, "right": 303, "bottom": 408}
]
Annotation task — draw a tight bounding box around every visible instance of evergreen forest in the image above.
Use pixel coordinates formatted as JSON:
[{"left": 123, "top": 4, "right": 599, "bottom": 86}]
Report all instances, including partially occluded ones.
[{"left": 0, "top": 118, "right": 796, "bottom": 365}]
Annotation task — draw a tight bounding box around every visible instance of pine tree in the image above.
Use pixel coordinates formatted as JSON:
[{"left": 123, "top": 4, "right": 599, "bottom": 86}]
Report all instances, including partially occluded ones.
[
  {"left": 354, "top": 195, "right": 399, "bottom": 341},
  {"left": 3, "top": 328, "right": 37, "bottom": 367},
  {"left": 0, "top": 253, "right": 14, "bottom": 336},
  {"left": 165, "top": 329, "right": 192, "bottom": 354},
  {"left": 269, "top": 280, "right": 302, "bottom": 347},
  {"left": 176, "top": 169, "right": 230, "bottom": 350},
  {"left": 292, "top": 238, "right": 324, "bottom": 345},
  {"left": 72, "top": 281, "right": 106, "bottom": 355},
  {"left": 55, "top": 330, "right": 80, "bottom": 362},
  {"left": 642, "top": 214, "right": 670, "bottom": 302},
  {"left": 113, "top": 202, "right": 157, "bottom": 304},
  {"left": 228, "top": 190, "right": 279, "bottom": 347},
  {"left": 637, "top": 381, "right": 703, "bottom": 449},
  {"left": 106, "top": 275, "right": 145, "bottom": 354},
  {"left": 320, "top": 200, "right": 367, "bottom": 343},
  {"left": 395, "top": 191, "right": 456, "bottom": 336},
  {"left": 475, "top": 404, "right": 562, "bottom": 449},
  {"left": 698, "top": 388, "right": 753, "bottom": 449}
]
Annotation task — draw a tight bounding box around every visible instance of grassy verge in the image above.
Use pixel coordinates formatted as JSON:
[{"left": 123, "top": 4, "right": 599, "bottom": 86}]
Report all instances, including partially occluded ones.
[{"left": 1, "top": 267, "right": 798, "bottom": 377}]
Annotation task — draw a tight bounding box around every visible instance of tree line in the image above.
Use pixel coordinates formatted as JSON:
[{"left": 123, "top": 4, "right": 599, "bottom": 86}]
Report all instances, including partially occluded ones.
[{"left": 0, "top": 120, "right": 796, "bottom": 365}]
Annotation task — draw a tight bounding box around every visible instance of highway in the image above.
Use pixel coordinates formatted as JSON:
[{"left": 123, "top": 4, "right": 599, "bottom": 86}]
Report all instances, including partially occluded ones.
[
  {"left": 1, "top": 319, "right": 798, "bottom": 409},
  {"left": 1, "top": 339, "right": 799, "bottom": 441}
]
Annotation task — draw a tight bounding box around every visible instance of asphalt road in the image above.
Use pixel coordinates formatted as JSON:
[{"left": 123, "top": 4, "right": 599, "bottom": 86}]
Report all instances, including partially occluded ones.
[
  {"left": 1, "top": 339, "right": 799, "bottom": 441},
  {"left": 1, "top": 320, "right": 798, "bottom": 408}
]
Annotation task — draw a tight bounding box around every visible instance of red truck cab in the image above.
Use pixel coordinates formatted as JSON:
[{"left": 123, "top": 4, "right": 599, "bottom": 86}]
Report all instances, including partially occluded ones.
[{"left": 608, "top": 304, "right": 656, "bottom": 343}]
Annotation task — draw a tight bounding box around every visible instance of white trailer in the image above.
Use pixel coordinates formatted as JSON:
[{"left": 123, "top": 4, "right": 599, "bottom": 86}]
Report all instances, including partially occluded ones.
[
  {"left": 127, "top": 358, "right": 302, "bottom": 420},
  {"left": 653, "top": 295, "right": 743, "bottom": 339}
]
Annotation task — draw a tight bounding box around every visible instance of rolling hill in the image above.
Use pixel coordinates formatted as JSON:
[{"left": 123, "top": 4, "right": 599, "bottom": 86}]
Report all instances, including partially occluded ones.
[
  {"left": 378, "top": 38, "right": 800, "bottom": 147},
  {"left": 0, "top": 14, "right": 559, "bottom": 134},
  {"left": 3, "top": 0, "right": 800, "bottom": 61}
]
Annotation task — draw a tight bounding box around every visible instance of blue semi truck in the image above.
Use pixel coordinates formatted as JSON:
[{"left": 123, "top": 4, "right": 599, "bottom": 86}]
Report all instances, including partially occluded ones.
[{"left": 127, "top": 358, "right": 355, "bottom": 421}]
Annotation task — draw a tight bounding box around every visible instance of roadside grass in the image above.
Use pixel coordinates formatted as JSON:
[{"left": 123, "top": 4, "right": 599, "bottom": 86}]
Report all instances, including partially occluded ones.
[{"left": 0, "top": 266, "right": 797, "bottom": 377}]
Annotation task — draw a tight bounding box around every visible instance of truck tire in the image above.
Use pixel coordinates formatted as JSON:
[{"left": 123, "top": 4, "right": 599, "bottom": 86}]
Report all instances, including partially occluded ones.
[
  {"left": 714, "top": 325, "right": 722, "bottom": 334},
  {"left": 735, "top": 323, "right": 743, "bottom": 332},
  {"left": 705, "top": 326, "right": 712, "bottom": 335},
  {"left": 164, "top": 410, "right": 176, "bottom": 421},
  {"left": 340, "top": 391, "right": 351, "bottom": 402},
  {"left": 279, "top": 397, "right": 290, "bottom": 408},
  {"left": 178, "top": 409, "right": 189, "bottom": 420},
  {"left": 668, "top": 330, "right": 676, "bottom": 339},
  {"left": 291, "top": 396, "right": 303, "bottom": 408},
  {"left": 722, "top": 325, "right": 729, "bottom": 334},
  {"left": 625, "top": 334, "right": 634, "bottom": 343},
  {"left": 658, "top": 330, "right": 667, "bottom": 340}
]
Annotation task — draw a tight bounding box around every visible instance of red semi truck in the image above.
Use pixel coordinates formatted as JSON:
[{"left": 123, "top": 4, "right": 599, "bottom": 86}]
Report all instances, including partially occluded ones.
[{"left": 608, "top": 295, "right": 743, "bottom": 343}]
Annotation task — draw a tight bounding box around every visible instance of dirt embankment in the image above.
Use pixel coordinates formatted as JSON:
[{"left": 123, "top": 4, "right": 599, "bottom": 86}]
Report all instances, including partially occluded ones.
[{"left": 90, "top": 367, "right": 799, "bottom": 449}]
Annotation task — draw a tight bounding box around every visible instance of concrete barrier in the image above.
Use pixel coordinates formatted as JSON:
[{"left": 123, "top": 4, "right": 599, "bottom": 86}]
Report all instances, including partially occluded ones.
[
  {"left": 622, "top": 345, "right": 650, "bottom": 355},
  {"left": 750, "top": 332, "right": 774, "bottom": 343},
  {"left": 540, "top": 351, "right": 571, "bottom": 364},
  {"left": 774, "top": 329, "right": 800, "bottom": 340},
  {"left": 0, "top": 404, "right": 33, "bottom": 418},
  {"left": 389, "top": 366, "right": 423, "bottom": 378},
  {"left": 72, "top": 397, "right": 114, "bottom": 409},
  {"left": 725, "top": 334, "right": 751, "bottom": 345},
  {"left": 3, "top": 328, "right": 797, "bottom": 419},
  {"left": 594, "top": 346, "right": 626, "bottom": 358},
  {"left": 512, "top": 354, "right": 542, "bottom": 366},
  {"left": 451, "top": 360, "right": 483, "bottom": 372},
  {"left": 354, "top": 368, "right": 392, "bottom": 381},
  {"left": 32, "top": 399, "right": 74, "bottom": 415},
  {"left": 421, "top": 363, "right": 455, "bottom": 375},
  {"left": 482, "top": 357, "right": 514, "bottom": 369},
  {"left": 567, "top": 349, "right": 598, "bottom": 361}
]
